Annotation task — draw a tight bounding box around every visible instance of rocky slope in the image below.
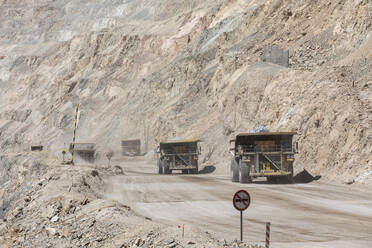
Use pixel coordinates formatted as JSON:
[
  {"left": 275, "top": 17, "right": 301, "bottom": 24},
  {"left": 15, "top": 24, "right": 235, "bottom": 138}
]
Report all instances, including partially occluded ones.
[
  {"left": 1, "top": 153, "right": 259, "bottom": 247},
  {"left": 0, "top": 0, "right": 371, "bottom": 247},
  {"left": 0, "top": 0, "right": 371, "bottom": 187}
]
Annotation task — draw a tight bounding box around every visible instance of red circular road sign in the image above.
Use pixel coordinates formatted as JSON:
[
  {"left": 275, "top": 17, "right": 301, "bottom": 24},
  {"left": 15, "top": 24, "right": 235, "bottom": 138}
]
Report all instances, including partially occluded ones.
[{"left": 233, "top": 190, "right": 251, "bottom": 211}]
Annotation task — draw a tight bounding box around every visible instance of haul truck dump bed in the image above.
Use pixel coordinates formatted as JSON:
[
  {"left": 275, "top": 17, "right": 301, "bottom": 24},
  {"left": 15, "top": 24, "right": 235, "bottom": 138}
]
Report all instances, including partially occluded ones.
[
  {"left": 156, "top": 139, "right": 200, "bottom": 174},
  {"left": 230, "top": 132, "right": 297, "bottom": 183}
]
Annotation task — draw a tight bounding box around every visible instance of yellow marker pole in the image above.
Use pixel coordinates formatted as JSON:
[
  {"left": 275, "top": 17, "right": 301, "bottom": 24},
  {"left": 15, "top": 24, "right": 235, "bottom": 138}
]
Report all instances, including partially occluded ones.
[{"left": 70, "top": 103, "right": 79, "bottom": 165}]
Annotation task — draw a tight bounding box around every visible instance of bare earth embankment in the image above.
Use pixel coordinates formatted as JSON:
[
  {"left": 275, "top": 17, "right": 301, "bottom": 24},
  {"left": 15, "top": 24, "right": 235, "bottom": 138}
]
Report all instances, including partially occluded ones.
[{"left": 1, "top": 154, "right": 252, "bottom": 247}]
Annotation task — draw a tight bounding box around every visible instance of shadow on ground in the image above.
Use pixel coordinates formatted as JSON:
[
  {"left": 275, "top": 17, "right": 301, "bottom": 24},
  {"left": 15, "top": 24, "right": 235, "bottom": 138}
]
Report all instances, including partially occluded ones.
[
  {"left": 293, "top": 169, "right": 321, "bottom": 183},
  {"left": 199, "top": 165, "right": 216, "bottom": 174},
  {"left": 247, "top": 169, "right": 321, "bottom": 185}
]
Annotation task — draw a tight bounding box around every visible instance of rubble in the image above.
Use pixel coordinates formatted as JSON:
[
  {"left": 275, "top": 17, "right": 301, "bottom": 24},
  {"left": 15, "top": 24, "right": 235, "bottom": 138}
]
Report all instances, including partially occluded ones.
[
  {"left": 0, "top": 0, "right": 370, "bottom": 187},
  {"left": 1, "top": 154, "right": 256, "bottom": 247},
  {"left": 50, "top": 216, "right": 59, "bottom": 223},
  {"left": 0, "top": 0, "right": 371, "bottom": 246},
  {"left": 250, "top": 126, "right": 270, "bottom": 133},
  {"left": 45, "top": 227, "right": 57, "bottom": 237}
]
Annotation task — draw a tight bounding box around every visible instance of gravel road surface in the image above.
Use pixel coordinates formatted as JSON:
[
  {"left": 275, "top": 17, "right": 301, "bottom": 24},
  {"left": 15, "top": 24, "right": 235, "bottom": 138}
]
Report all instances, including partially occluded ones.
[{"left": 105, "top": 158, "right": 372, "bottom": 248}]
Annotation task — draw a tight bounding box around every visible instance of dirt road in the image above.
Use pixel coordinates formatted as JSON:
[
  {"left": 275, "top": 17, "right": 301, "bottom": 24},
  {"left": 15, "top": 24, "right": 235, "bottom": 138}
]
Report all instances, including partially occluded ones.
[{"left": 104, "top": 158, "right": 372, "bottom": 248}]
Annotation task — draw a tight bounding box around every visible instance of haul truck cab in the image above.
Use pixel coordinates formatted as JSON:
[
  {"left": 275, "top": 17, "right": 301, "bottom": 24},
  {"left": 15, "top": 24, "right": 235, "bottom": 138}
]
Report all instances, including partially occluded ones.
[
  {"left": 156, "top": 139, "right": 201, "bottom": 174},
  {"left": 230, "top": 132, "right": 298, "bottom": 183}
]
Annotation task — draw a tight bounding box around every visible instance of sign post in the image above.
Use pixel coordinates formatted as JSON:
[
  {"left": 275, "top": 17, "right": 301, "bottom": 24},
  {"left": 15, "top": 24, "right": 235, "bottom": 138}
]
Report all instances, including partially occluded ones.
[
  {"left": 240, "top": 210, "right": 243, "bottom": 241},
  {"left": 266, "top": 222, "right": 271, "bottom": 248},
  {"left": 233, "top": 190, "right": 251, "bottom": 242}
]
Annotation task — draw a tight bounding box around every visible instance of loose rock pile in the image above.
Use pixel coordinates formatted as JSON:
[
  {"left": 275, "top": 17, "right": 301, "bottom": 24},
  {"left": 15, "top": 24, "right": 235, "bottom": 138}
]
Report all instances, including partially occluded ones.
[{"left": 0, "top": 156, "right": 263, "bottom": 247}]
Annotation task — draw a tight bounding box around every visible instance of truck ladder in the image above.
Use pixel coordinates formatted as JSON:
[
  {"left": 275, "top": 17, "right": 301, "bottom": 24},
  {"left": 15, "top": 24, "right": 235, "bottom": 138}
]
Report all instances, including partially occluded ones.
[
  {"left": 262, "top": 153, "right": 281, "bottom": 170},
  {"left": 169, "top": 146, "right": 192, "bottom": 166},
  {"left": 176, "top": 154, "right": 192, "bottom": 166}
]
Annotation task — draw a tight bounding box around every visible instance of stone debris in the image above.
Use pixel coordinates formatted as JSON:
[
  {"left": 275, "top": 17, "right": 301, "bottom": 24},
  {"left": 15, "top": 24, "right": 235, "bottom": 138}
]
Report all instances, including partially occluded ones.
[
  {"left": 250, "top": 126, "right": 270, "bottom": 133},
  {"left": 355, "top": 170, "right": 372, "bottom": 183},
  {"left": 167, "top": 238, "right": 175, "bottom": 244},
  {"left": 50, "top": 216, "right": 59, "bottom": 223},
  {"left": 1, "top": 156, "right": 256, "bottom": 248},
  {"left": 0, "top": 0, "right": 369, "bottom": 194},
  {"left": 1, "top": 0, "right": 371, "bottom": 246},
  {"left": 45, "top": 227, "right": 57, "bottom": 237},
  {"left": 42, "top": 205, "right": 57, "bottom": 219},
  {"left": 134, "top": 237, "right": 142, "bottom": 246}
]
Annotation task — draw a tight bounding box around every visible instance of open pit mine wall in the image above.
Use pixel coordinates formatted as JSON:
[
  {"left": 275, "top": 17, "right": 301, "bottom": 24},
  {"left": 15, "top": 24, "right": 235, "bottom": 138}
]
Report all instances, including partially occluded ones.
[{"left": 0, "top": 0, "right": 371, "bottom": 183}]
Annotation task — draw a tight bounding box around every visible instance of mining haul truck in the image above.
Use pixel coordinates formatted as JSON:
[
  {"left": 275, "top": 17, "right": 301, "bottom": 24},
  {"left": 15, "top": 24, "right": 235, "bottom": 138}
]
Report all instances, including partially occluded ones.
[
  {"left": 69, "top": 143, "right": 96, "bottom": 163},
  {"left": 230, "top": 132, "right": 297, "bottom": 183},
  {"left": 157, "top": 139, "right": 200, "bottom": 174},
  {"left": 121, "top": 139, "right": 141, "bottom": 156}
]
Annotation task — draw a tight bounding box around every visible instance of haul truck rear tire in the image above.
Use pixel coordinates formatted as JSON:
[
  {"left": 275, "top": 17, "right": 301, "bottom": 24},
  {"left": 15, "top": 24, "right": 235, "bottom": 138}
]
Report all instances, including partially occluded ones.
[
  {"left": 158, "top": 160, "right": 163, "bottom": 174},
  {"left": 231, "top": 160, "right": 239, "bottom": 182},
  {"left": 190, "top": 161, "right": 198, "bottom": 174},
  {"left": 163, "top": 161, "right": 171, "bottom": 174},
  {"left": 267, "top": 176, "right": 275, "bottom": 183},
  {"left": 287, "top": 164, "right": 294, "bottom": 184},
  {"left": 239, "top": 160, "right": 252, "bottom": 183}
]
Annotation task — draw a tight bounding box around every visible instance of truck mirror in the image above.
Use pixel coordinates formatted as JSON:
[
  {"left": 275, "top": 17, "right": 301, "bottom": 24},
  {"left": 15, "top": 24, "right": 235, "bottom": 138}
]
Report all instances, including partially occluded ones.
[
  {"left": 199, "top": 146, "right": 202, "bottom": 154},
  {"left": 295, "top": 142, "right": 299, "bottom": 153}
]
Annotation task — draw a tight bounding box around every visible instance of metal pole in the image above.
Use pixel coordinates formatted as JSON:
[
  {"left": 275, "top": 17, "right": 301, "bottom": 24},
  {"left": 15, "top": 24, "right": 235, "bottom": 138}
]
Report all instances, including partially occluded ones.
[
  {"left": 266, "top": 222, "right": 270, "bottom": 248},
  {"left": 240, "top": 211, "right": 243, "bottom": 242},
  {"left": 71, "top": 103, "right": 79, "bottom": 165}
]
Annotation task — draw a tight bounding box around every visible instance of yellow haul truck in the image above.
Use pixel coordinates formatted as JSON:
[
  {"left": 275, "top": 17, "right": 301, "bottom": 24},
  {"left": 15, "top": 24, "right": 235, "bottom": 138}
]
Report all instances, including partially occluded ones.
[
  {"left": 121, "top": 139, "right": 141, "bottom": 156},
  {"left": 156, "top": 139, "right": 200, "bottom": 174},
  {"left": 230, "top": 132, "right": 297, "bottom": 183}
]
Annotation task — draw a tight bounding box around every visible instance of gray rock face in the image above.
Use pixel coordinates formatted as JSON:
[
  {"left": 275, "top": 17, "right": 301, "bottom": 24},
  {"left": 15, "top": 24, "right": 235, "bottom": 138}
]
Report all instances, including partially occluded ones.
[{"left": 0, "top": 0, "right": 371, "bottom": 186}]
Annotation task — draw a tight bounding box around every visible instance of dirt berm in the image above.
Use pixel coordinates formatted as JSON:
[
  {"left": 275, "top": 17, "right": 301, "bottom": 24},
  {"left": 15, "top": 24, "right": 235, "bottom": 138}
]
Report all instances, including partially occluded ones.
[{"left": 1, "top": 153, "right": 262, "bottom": 247}]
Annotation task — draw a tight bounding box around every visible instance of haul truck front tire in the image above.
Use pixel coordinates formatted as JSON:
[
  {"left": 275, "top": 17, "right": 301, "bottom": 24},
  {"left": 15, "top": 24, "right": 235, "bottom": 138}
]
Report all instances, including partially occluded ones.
[
  {"left": 231, "top": 160, "right": 239, "bottom": 182},
  {"left": 239, "top": 160, "right": 252, "bottom": 183},
  {"left": 163, "top": 161, "right": 171, "bottom": 174},
  {"left": 190, "top": 161, "right": 198, "bottom": 174},
  {"left": 287, "top": 164, "right": 294, "bottom": 184},
  {"left": 158, "top": 160, "right": 163, "bottom": 174}
]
